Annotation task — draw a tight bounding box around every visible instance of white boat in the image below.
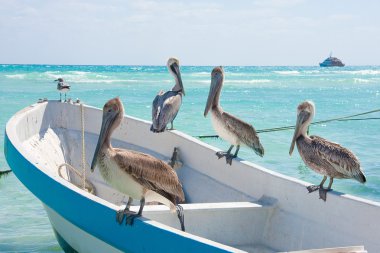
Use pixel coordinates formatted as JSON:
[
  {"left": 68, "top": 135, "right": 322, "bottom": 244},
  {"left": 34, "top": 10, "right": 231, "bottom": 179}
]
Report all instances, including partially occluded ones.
[{"left": 4, "top": 100, "right": 379, "bottom": 253}]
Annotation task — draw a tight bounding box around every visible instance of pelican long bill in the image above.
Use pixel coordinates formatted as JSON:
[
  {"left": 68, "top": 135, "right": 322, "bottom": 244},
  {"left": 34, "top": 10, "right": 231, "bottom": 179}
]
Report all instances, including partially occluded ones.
[
  {"left": 204, "top": 72, "right": 222, "bottom": 117},
  {"left": 289, "top": 110, "right": 309, "bottom": 156},
  {"left": 91, "top": 108, "right": 117, "bottom": 172},
  {"left": 170, "top": 62, "right": 185, "bottom": 95}
]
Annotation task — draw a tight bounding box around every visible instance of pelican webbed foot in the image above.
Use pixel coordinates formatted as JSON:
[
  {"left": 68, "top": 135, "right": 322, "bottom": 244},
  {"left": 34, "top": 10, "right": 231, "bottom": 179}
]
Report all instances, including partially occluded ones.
[
  {"left": 226, "top": 154, "right": 237, "bottom": 165},
  {"left": 217, "top": 145, "right": 240, "bottom": 165},
  {"left": 116, "top": 209, "right": 136, "bottom": 224},
  {"left": 125, "top": 197, "right": 145, "bottom": 226},
  {"left": 319, "top": 187, "right": 333, "bottom": 202},
  {"left": 176, "top": 205, "right": 185, "bottom": 232},
  {"left": 216, "top": 145, "right": 234, "bottom": 160},
  {"left": 126, "top": 213, "right": 142, "bottom": 226},
  {"left": 306, "top": 185, "right": 320, "bottom": 193},
  {"left": 116, "top": 197, "right": 134, "bottom": 224},
  {"left": 307, "top": 176, "right": 328, "bottom": 194},
  {"left": 319, "top": 177, "right": 334, "bottom": 202}
]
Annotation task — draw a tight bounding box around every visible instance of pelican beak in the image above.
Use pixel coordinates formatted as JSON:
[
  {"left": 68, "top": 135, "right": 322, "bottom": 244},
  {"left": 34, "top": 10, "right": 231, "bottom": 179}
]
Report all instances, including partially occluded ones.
[
  {"left": 171, "top": 62, "right": 185, "bottom": 96},
  {"left": 289, "top": 111, "right": 309, "bottom": 156},
  {"left": 204, "top": 73, "right": 222, "bottom": 117},
  {"left": 91, "top": 112, "right": 115, "bottom": 172}
]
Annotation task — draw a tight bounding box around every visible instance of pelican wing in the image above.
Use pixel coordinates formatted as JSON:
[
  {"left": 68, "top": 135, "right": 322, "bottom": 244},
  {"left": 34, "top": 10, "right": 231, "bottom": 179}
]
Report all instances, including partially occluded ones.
[
  {"left": 113, "top": 148, "right": 185, "bottom": 201},
  {"left": 311, "top": 136, "right": 364, "bottom": 182},
  {"left": 222, "top": 111, "right": 264, "bottom": 157},
  {"left": 151, "top": 90, "right": 165, "bottom": 128},
  {"left": 152, "top": 91, "right": 182, "bottom": 131}
]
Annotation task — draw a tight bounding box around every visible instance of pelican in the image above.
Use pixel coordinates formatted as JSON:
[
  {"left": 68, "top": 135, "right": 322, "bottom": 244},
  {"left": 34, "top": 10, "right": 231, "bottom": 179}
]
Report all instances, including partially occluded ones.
[
  {"left": 289, "top": 101, "right": 366, "bottom": 201},
  {"left": 204, "top": 66, "right": 264, "bottom": 165},
  {"left": 91, "top": 97, "right": 185, "bottom": 230},
  {"left": 151, "top": 57, "right": 185, "bottom": 133},
  {"left": 54, "top": 78, "right": 70, "bottom": 102}
]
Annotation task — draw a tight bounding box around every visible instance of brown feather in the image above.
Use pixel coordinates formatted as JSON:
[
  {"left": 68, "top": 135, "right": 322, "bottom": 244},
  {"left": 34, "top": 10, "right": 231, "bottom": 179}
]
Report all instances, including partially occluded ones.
[
  {"left": 113, "top": 148, "right": 185, "bottom": 202},
  {"left": 297, "top": 135, "right": 365, "bottom": 182},
  {"left": 222, "top": 111, "right": 264, "bottom": 156}
]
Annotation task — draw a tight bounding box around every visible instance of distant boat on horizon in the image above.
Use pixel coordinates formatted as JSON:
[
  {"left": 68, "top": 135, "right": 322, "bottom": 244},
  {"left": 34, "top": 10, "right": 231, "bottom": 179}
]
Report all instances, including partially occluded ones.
[{"left": 319, "top": 53, "right": 345, "bottom": 67}]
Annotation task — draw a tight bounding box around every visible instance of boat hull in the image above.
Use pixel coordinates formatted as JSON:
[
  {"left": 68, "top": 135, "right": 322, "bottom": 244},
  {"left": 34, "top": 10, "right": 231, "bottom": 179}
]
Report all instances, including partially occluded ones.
[
  {"left": 4, "top": 101, "right": 380, "bottom": 252},
  {"left": 4, "top": 102, "right": 239, "bottom": 253}
]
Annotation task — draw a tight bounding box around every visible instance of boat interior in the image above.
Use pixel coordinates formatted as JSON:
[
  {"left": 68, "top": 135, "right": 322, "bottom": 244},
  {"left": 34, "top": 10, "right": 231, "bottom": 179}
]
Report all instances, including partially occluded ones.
[{"left": 13, "top": 101, "right": 372, "bottom": 253}]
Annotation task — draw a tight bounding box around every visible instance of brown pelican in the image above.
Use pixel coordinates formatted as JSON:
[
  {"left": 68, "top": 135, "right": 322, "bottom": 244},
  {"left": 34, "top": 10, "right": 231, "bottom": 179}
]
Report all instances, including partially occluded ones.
[
  {"left": 204, "top": 66, "right": 264, "bottom": 165},
  {"left": 91, "top": 97, "right": 185, "bottom": 230},
  {"left": 151, "top": 57, "right": 185, "bottom": 133},
  {"left": 289, "top": 101, "right": 366, "bottom": 201},
  {"left": 54, "top": 78, "right": 70, "bottom": 102}
]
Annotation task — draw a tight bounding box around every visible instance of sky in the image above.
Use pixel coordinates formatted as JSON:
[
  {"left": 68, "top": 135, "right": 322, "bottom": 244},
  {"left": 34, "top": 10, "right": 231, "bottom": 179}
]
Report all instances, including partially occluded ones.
[{"left": 0, "top": 0, "right": 379, "bottom": 66}]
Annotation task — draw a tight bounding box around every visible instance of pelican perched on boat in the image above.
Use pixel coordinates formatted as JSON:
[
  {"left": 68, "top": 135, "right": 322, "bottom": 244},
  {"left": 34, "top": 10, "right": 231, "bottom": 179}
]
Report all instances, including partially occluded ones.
[
  {"left": 151, "top": 57, "right": 185, "bottom": 133},
  {"left": 54, "top": 78, "right": 70, "bottom": 102},
  {"left": 204, "top": 66, "right": 264, "bottom": 165},
  {"left": 91, "top": 97, "right": 185, "bottom": 231},
  {"left": 289, "top": 101, "right": 366, "bottom": 201}
]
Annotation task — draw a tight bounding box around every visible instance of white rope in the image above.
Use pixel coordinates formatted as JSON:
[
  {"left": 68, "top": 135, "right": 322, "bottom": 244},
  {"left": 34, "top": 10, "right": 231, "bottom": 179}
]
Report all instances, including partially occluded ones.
[
  {"left": 58, "top": 103, "right": 96, "bottom": 195},
  {"left": 58, "top": 163, "right": 95, "bottom": 194}
]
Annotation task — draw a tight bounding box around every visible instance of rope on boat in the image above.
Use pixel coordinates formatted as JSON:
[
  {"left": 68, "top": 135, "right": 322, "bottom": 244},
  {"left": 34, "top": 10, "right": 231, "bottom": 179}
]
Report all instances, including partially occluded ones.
[
  {"left": 58, "top": 103, "right": 96, "bottom": 195},
  {"left": 58, "top": 163, "right": 95, "bottom": 194},
  {"left": 196, "top": 108, "right": 380, "bottom": 139}
]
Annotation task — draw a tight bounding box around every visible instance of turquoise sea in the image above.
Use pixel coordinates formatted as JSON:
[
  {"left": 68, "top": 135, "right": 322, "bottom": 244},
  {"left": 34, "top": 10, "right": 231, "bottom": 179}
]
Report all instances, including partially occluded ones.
[{"left": 0, "top": 64, "right": 379, "bottom": 252}]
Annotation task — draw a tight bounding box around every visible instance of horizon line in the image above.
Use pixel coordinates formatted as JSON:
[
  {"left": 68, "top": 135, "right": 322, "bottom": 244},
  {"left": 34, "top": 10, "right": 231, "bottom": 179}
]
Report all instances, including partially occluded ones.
[{"left": 1, "top": 63, "right": 380, "bottom": 67}]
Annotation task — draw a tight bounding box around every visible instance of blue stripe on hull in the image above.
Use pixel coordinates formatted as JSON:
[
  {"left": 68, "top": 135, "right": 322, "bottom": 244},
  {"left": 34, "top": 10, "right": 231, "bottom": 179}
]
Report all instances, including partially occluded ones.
[{"left": 4, "top": 133, "right": 232, "bottom": 253}]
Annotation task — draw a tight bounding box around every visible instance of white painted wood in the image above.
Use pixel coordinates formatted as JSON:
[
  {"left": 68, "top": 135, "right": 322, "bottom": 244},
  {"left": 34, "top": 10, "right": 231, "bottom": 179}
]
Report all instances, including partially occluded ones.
[{"left": 44, "top": 205, "right": 123, "bottom": 253}]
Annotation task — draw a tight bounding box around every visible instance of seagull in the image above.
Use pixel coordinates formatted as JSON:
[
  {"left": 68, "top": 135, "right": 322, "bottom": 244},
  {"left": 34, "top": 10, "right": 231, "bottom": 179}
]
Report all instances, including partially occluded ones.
[
  {"left": 289, "top": 101, "right": 366, "bottom": 201},
  {"left": 151, "top": 57, "right": 185, "bottom": 133},
  {"left": 91, "top": 97, "right": 185, "bottom": 230},
  {"left": 54, "top": 78, "right": 70, "bottom": 102},
  {"left": 204, "top": 66, "right": 264, "bottom": 165}
]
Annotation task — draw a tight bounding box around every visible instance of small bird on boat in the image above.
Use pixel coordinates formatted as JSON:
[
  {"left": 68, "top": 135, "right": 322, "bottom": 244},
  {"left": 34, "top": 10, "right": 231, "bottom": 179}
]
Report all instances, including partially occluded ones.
[
  {"left": 91, "top": 97, "right": 186, "bottom": 230},
  {"left": 289, "top": 101, "right": 366, "bottom": 201},
  {"left": 151, "top": 57, "right": 185, "bottom": 133},
  {"left": 54, "top": 78, "right": 70, "bottom": 102},
  {"left": 204, "top": 66, "right": 264, "bottom": 165}
]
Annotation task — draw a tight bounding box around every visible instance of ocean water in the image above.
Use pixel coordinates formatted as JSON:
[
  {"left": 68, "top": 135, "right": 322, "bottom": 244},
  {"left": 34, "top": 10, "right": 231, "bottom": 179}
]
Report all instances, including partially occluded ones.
[{"left": 0, "top": 64, "right": 379, "bottom": 252}]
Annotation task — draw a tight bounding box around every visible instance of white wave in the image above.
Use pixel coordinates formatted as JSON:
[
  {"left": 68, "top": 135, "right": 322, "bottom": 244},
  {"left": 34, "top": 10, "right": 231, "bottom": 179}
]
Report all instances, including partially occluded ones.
[
  {"left": 303, "top": 70, "right": 320, "bottom": 74},
  {"left": 332, "top": 70, "right": 380, "bottom": 75},
  {"left": 273, "top": 70, "right": 300, "bottom": 75},
  {"left": 5, "top": 74, "right": 26, "bottom": 79},
  {"left": 351, "top": 70, "right": 380, "bottom": 75},
  {"left": 68, "top": 71, "right": 88, "bottom": 75},
  {"left": 190, "top": 72, "right": 210, "bottom": 76},
  {"left": 354, "top": 78, "right": 371, "bottom": 83},
  {"left": 95, "top": 74, "right": 109, "bottom": 78},
  {"left": 193, "top": 79, "right": 272, "bottom": 84},
  {"left": 73, "top": 79, "right": 139, "bottom": 84},
  {"left": 194, "top": 80, "right": 210, "bottom": 84},
  {"left": 72, "top": 79, "right": 173, "bottom": 84},
  {"left": 226, "top": 79, "right": 272, "bottom": 84}
]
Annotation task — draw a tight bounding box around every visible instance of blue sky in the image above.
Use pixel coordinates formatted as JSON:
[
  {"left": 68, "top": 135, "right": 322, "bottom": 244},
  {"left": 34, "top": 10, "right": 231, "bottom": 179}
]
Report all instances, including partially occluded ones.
[{"left": 1, "top": 0, "right": 379, "bottom": 65}]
